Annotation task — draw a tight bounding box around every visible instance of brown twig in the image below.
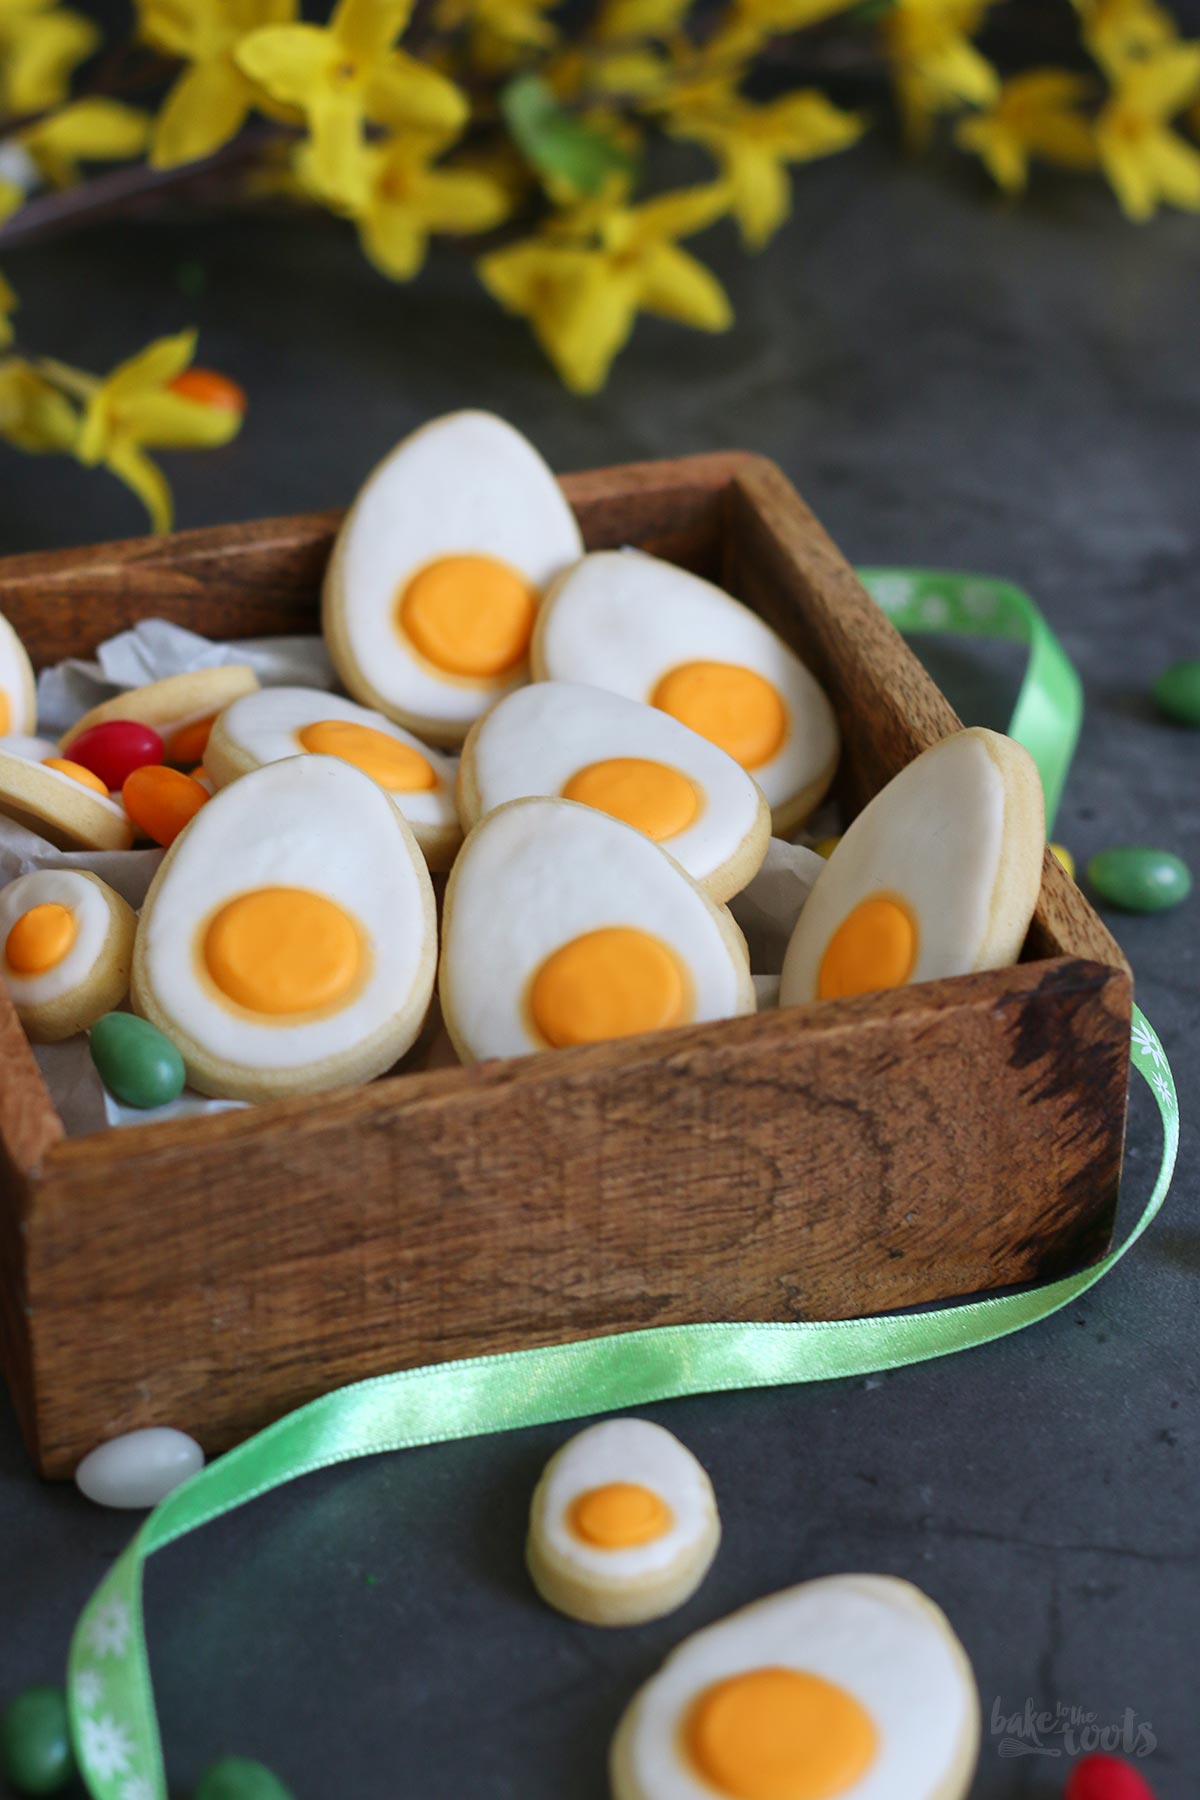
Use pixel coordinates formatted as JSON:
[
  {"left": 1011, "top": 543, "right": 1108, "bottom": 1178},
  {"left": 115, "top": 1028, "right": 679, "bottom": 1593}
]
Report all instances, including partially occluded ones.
[{"left": 0, "top": 125, "right": 286, "bottom": 249}]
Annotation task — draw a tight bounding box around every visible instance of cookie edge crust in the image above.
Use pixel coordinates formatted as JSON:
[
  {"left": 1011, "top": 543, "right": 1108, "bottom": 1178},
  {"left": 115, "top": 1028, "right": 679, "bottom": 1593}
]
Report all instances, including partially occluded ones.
[
  {"left": 12, "top": 873, "right": 137, "bottom": 1044},
  {"left": 59, "top": 665, "right": 260, "bottom": 753}
]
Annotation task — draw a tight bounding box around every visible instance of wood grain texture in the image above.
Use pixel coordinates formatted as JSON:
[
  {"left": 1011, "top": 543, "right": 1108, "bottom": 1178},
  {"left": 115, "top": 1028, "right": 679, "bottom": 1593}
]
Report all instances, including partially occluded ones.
[{"left": 0, "top": 452, "right": 1133, "bottom": 1475}]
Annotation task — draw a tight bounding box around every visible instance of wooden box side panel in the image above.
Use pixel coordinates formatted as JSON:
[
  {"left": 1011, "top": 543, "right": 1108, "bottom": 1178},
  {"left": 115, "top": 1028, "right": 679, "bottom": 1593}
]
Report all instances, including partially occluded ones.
[
  {"left": 25, "top": 957, "right": 1129, "bottom": 1474},
  {"left": 725, "top": 459, "right": 1128, "bottom": 975}
]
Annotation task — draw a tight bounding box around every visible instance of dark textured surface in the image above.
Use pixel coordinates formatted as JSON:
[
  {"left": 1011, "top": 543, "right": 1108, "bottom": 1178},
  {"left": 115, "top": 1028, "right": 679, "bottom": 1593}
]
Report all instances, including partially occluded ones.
[{"left": 1, "top": 138, "right": 1197, "bottom": 1799}]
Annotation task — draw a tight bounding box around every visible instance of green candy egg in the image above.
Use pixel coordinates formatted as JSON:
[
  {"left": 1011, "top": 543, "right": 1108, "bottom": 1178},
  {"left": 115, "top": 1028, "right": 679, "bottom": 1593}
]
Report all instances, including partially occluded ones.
[
  {"left": 1087, "top": 847, "right": 1192, "bottom": 914},
  {"left": 196, "top": 1756, "right": 296, "bottom": 1800},
  {"left": 0, "top": 1685, "right": 73, "bottom": 1795},
  {"left": 1153, "top": 658, "right": 1200, "bottom": 726},
  {"left": 90, "top": 1012, "right": 186, "bottom": 1109}
]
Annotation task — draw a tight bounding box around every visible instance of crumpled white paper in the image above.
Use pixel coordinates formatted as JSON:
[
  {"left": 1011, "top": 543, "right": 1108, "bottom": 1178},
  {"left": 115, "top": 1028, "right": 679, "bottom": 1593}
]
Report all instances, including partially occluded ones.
[
  {"left": 7, "top": 619, "right": 834, "bottom": 1137},
  {"left": 35, "top": 619, "right": 337, "bottom": 736}
]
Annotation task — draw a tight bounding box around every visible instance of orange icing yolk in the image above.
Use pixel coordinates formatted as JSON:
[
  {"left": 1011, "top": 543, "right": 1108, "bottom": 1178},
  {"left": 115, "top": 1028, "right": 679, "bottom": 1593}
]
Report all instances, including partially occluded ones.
[
  {"left": 298, "top": 719, "right": 437, "bottom": 792},
  {"left": 399, "top": 555, "right": 538, "bottom": 679},
  {"left": 123, "top": 765, "right": 209, "bottom": 847},
  {"left": 168, "top": 715, "right": 216, "bottom": 764},
  {"left": 0, "top": 692, "right": 10, "bottom": 735},
  {"left": 561, "top": 758, "right": 698, "bottom": 842},
  {"left": 6, "top": 902, "right": 76, "bottom": 975},
  {"left": 818, "top": 893, "right": 918, "bottom": 1001},
  {"left": 168, "top": 367, "right": 247, "bottom": 413},
  {"left": 529, "top": 928, "right": 688, "bottom": 1049},
  {"left": 44, "top": 757, "right": 109, "bottom": 796},
  {"left": 685, "top": 1667, "right": 879, "bottom": 1800},
  {"left": 652, "top": 662, "right": 786, "bottom": 772},
  {"left": 569, "top": 1482, "right": 674, "bottom": 1549},
  {"left": 204, "top": 886, "right": 363, "bottom": 1016}
]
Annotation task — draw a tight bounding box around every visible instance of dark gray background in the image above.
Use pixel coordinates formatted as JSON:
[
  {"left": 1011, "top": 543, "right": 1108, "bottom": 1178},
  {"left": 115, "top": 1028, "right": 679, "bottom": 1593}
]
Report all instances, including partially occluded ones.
[{"left": 0, "top": 112, "right": 1197, "bottom": 1800}]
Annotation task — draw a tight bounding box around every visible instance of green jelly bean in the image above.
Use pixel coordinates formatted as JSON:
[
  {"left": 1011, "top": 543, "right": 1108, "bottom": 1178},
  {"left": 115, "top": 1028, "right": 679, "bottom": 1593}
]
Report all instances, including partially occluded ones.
[
  {"left": 0, "top": 1685, "right": 73, "bottom": 1795},
  {"left": 1153, "top": 658, "right": 1200, "bottom": 726},
  {"left": 89, "top": 1012, "right": 186, "bottom": 1108},
  {"left": 196, "top": 1756, "right": 295, "bottom": 1800},
  {"left": 1087, "top": 847, "right": 1192, "bottom": 914}
]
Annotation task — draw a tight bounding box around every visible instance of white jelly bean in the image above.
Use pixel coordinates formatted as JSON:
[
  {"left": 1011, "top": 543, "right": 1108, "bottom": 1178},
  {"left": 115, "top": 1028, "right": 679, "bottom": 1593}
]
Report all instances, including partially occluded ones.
[{"left": 75, "top": 1427, "right": 204, "bottom": 1509}]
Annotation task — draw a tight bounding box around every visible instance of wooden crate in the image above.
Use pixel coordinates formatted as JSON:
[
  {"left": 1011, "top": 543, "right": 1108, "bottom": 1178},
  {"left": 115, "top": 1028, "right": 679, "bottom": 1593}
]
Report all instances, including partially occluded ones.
[{"left": 0, "top": 454, "right": 1131, "bottom": 1478}]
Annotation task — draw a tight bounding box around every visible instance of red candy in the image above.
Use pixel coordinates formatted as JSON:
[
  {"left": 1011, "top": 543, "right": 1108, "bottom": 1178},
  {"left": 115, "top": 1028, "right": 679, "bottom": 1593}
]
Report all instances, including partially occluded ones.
[
  {"left": 67, "top": 720, "right": 164, "bottom": 790},
  {"left": 1066, "top": 1754, "right": 1158, "bottom": 1800}
]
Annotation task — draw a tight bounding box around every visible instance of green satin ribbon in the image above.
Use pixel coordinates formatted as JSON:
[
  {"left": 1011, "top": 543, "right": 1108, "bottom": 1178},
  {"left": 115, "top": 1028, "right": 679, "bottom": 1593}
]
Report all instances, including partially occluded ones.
[
  {"left": 64, "top": 571, "right": 1176, "bottom": 1800},
  {"left": 856, "top": 568, "right": 1082, "bottom": 834}
]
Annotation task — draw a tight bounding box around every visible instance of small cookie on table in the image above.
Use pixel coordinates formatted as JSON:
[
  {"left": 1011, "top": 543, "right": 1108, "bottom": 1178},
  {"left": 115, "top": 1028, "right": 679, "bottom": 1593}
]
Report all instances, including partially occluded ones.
[
  {"left": 0, "top": 869, "right": 137, "bottom": 1042},
  {"left": 527, "top": 1420, "right": 720, "bottom": 1627},
  {"left": 60, "top": 665, "right": 260, "bottom": 767}
]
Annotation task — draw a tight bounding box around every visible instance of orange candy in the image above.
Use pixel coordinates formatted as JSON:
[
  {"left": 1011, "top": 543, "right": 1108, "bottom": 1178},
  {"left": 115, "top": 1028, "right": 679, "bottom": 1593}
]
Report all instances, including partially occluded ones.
[
  {"left": 122, "top": 765, "right": 209, "bottom": 847},
  {"left": 167, "top": 714, "right": 216, "bottom": 764},
  {"left": 169, "top": 368, "right": 247, "bottom": 414}
]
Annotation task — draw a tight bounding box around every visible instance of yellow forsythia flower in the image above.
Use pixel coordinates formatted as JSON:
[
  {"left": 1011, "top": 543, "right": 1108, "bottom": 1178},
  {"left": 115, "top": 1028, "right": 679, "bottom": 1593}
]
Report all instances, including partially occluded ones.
[
  {"left": 705, "top": 0, "right": 861, "bottom": 65},
  {"left": 0, "top": 0, "right": 98, "bottom": 119},
  {"left": 480, "top": 181, "right": 731, "bottom": 394},
  {"left": 236, "top": 0, "right": 466, "bottom": 205},
  {"left": 593, "top": 0, "right": 692, "bottom": 40},
  {"left": 956, "top": 70, "right": 1097, "bottom": 193},
  {"left": 47, "top": 330, "right": 244, "bottom": 533},
  {"left": 669, "top": 85, "right": 865, "bottom": 247},
  {"left": 141, "top": 0, "right": 297, "bottom": 170},
  {"left": 434, "top": 0, "right": 558, "bottom": 72},
  {"left": 883, "top": 0, "right": 999, "bottom": 147},
  {"left": 0, "top": 357, "right": 79, "bottom": 452},
  {"left": 20, "top": 99, "right": 150, "bottom": 187},
  {"left": 301, "top": 128, "right": 509, "bottom": 279},
  {"left": 1095, "top": 40, "right": 1200, "bottom": 217},
  {"left": 1075, "top": 0, "right": 1177, "bottom": 65}
]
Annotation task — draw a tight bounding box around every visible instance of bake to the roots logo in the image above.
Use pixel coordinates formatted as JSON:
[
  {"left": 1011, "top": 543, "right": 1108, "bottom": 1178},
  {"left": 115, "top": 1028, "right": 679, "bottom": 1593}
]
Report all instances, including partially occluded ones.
[{"left": 991, "top": 1697, "right": 1157, "bottom": 1759}]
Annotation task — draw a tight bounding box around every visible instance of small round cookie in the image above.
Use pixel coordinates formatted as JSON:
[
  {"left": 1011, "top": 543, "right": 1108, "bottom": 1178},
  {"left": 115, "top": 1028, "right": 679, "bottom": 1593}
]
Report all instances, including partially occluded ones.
[
  {"left": 0, "top": 869, "right": 136, "bottom": 1042},
  {"left": 322, "top": 410, "right": 584, "bottom": 748},
  {"left": 60, "top": 665, "right": 260, "bottom": 765},
  {"left": 205, "top": 686, "right": 462, "bottom": 871},
  {"left": 0, "top": 612, "right": 36, "bottom": 740},
  {"left": 0, "top": 748, "right": 133, "bottom": 850},
  {"left": 439, "top": 798, "right": 755, "bottom": 1064},
  {"left": 527, "top": 1420, "right": 720, "bottom": 1627},
  {"left": 610, "top": 1574, "right": 980, "bottom": 1800},
  {"left": 457, "top": 682, "right": 770, "bottom": 904},
  {"left": 780, "top": 727, "right": 1045, "bottom": 1008},
  {"left": 131, "top": 755, "right": 437, "bottom": 1102},
  {"left": 531, "top": 550, "right": 840, "bottom": 836}
]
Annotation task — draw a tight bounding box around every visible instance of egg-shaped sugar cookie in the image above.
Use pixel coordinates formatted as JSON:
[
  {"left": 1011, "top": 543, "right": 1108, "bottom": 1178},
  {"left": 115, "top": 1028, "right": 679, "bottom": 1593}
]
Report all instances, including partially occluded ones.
[
  {"left": 205, "top": 686, "right": 461, "bottom": 871},
  {"left": 0, "top": 748, "right": 133, "bottom": 850},
  {"left": 0, "top": 613, "right": 36, "bottom": 740},
  {"left": 131, "top": 756, "right": 437, "bottom": 1102},
  {"left": 611, "top": 1574, "right": 980, "bottom": 1800},
  {"left": 60, "top": 665, "right": 260, "bottom": 766},
  {"left": 531, "top": 550, "right": 839, "bottom": 836},
  {"left": 440, "top": 798, "right": 755, "bottom": 1064},
  {"left": 780, "top": 728, "right": 1044, "bottom": 1009},
  {"left": 527, "top": 1420, "right": 720, "bottom": 1627},
  {"left": 1, "top": 869, "right": 137, "bottom": 1042},
  {"left": 322, "top": 411, "right": 584, "bottom": 748},
  {"left": 458, "top": 682, "right": 770, "bottom": 903}
]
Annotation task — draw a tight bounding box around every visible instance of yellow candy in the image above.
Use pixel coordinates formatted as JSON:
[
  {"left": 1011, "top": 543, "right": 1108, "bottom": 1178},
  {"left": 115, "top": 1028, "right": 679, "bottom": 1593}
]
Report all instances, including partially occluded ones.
[
  {"left": 1050, "top": 843, "right": 1074, "bottom": 881},
  {"left": 812, "top": 836, "right": 840, "bottom": 859}
]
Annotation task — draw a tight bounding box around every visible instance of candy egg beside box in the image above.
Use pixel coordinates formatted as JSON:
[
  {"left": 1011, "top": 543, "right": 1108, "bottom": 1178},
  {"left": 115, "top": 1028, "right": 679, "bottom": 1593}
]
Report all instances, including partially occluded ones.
[{"left": 0, "top": 441, "right": 1131, "bottom": 1477}]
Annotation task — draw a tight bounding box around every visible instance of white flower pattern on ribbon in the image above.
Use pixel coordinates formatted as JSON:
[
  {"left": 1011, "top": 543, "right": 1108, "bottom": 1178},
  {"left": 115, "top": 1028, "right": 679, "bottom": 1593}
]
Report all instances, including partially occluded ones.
[
  {"left": 1132, "top": 1018, "right": 1166, "bottom": 1069},
  {"left": 961, "top": 582, "right": 998, "bottom": 621},
  {"left": 918, "top": 592, "right": 952, "bottom": 626},
  {"left": 864, "top": 573, "right": 915, "bottom": 614},
  {"left": 1150, "top": 1068, "right": 1176, "bottom": 1115},
  {"left": 73, "top": 1668, "right": 104, "bottom": 1711},
  {"left": 79, "top": 1714, "right": 133, "bottom": 1781},
  {"left": 121, "top": 1777, "right": 154, "bottom": 1800},
  {"left": 85, "top": 1598, "right": 132, "bottom": 1659}
]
